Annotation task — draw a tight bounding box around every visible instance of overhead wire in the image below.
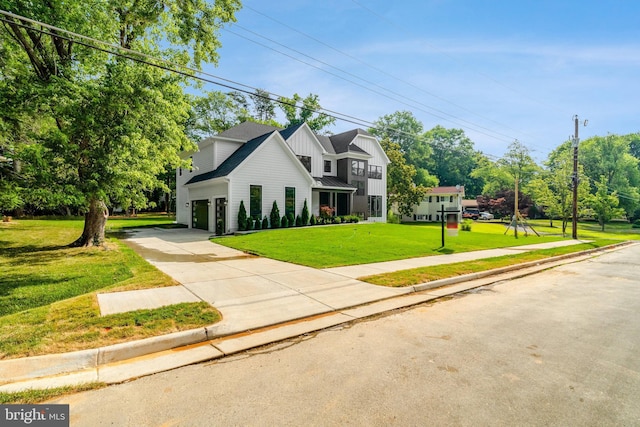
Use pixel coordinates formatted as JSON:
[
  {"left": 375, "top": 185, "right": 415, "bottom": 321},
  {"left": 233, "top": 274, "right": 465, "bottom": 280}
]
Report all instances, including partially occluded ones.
[
  {"left": 241, "top": 5, "right": 527, "bottom": 140},
  {"left": 348, "top": 0, "right": 570, "bottom": 157},
  {"left": 0, "top": 9, "right": 503, "bottom": 162}
]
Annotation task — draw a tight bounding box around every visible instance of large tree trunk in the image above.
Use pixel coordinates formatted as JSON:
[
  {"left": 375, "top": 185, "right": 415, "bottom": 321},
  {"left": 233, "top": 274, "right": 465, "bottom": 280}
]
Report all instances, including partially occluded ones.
[{"left": 71, "top": 198, "right": 109, "bottom": 247}]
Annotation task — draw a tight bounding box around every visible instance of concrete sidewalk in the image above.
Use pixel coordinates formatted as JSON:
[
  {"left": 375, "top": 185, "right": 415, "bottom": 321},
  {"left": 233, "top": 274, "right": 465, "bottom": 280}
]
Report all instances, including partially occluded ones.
[{"left": 2, "top": 227, "right": 625, "bottom": 393}]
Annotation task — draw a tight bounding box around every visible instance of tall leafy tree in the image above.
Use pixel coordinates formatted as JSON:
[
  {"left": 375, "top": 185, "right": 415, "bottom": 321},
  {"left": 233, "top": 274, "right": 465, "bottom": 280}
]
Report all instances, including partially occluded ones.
[
  {"left": 530, "top": 146, "right": 589, "bottom": 235},
  {"left": 579, "top": 134, "right": 640, "bottom": 218},
  {"left": 369, "top": 111, "right": 436, "bottom": 187},
  {"left": 249, "top": 88, "right": 276, "bottom": 123},
  {"left": 423, "top": 125, "right": 483, "bottom": 196},
  {"left": 381, "top": 138, "right": 429, "bottom": 217},
  {"left": 277, "top": 93, "right": 335, "bottom": 133},
  {"left": 0, "top": 0, "right": 241, "bottom": 246}
]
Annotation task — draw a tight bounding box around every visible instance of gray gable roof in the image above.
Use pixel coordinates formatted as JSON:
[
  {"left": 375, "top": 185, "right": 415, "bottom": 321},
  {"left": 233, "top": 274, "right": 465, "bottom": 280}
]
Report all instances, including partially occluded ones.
[
  {"left": 316, "top": 134, "right": 336, "bottom": 154},
  {"left": 217, "top": 121, "right": 281, "bottom": 141},
  {"left": 329, "top": 128, "right": 372, "bottom": 155},
  {"left": 186, "top": 131, "right": 275, "bottom": 185}
]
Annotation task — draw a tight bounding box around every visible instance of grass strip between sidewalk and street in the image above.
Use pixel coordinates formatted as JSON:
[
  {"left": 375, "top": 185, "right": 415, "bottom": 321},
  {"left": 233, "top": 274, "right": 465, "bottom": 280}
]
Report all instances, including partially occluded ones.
[{"left": 360, "top": 240, "right": 619, "bottom": 287}]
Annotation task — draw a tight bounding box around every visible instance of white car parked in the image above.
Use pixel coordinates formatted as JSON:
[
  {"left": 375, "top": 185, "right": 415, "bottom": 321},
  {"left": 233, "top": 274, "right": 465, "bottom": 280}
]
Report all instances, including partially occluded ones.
[{"left": 479, "top": 212, "right": 494, "bottom": 220}]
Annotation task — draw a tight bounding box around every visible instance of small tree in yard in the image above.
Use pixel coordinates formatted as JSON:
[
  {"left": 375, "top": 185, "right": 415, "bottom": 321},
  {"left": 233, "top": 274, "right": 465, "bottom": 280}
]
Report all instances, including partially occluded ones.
[
  {"left": 295, "top": 215, "right": 302, "bottom": 227},
  {"left": 270, "top": 201, "right": 281, "bottom": 228},
  {"left": 587, "top": 175, "right": 625, "bottom": 231},
  {"left": 255, "top": 217, "right": 262, "bottom": 230},
  {"left": 301, "top": 199, "right": 310, "bottom": 225},
  {"left": 262, "top": 216, "right": 269, "bottom": 229},
  {"left": 238, "top": 201, "right": 248, "bottom": 231},
  {"left": 310, "top": 214, "right": 317, "bottom": 226},
  {"left": 281, "top": 215, "right": 289, "bottom": 228}
]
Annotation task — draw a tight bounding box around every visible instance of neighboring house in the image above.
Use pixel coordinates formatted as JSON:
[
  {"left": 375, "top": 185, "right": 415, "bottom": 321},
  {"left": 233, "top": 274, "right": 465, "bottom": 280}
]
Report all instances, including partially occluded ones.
[
  {"left": 462, "top": 199, "right": 479, "bottom": 211},
  {"left": 176, "top": 121, "right": 389, "bottom": 233},
  {"left": 401, "top": 186, "right": 465, "bottom": 223}
]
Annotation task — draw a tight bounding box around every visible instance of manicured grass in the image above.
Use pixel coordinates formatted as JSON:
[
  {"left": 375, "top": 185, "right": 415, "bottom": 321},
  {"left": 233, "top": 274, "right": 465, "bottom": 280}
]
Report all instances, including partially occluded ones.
[
  {"left": 0, "top": 217, "right": 220, "bottom": 359},
  {"left": 528, "top": 219, "right": 640, "bottom": 240},
  {"left": 361, "top": 239, "right": 619, "bottom": 287},
  {"left": 214, "top": 222, "right": 566, "bottom": 268}
]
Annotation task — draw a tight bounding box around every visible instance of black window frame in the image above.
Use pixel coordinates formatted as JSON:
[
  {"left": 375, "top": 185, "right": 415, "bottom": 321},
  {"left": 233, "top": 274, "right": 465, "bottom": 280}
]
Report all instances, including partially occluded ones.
[
  {"left": 285, "top": 186, "right": 295, "bottom": 217},
  {"left": 324, "top": 160, "right": 331, "bottom": 173},
  {"left": 250, "top": 185, "right": 262, "bottom": 218},
  {"left": 368, "top": 165, "right": 382, "bottom": 179},
  {"left": 355, "top": 180, "right": 365, "bottom": 196},
  {"left": 351, "top": 160, "right": 365, "bottom": 177}
]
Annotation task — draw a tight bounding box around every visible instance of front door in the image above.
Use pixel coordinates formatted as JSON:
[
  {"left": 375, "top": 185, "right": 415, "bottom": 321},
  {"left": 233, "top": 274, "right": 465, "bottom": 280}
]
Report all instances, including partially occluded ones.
[
  {"left": 336, "top": 193, "right": 349, "bottom": 216},
  {"left": 192, "top": 200, "right": 209, "bottom": 230},
  {"left": 215, "top": 198, "right": 226, "bottom": 235}
]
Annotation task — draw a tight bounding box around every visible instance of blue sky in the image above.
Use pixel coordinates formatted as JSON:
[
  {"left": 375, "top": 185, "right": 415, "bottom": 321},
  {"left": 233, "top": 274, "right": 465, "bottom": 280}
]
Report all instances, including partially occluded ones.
[{"left": 204, "top": 0, "right": 640, "bottom": 161}]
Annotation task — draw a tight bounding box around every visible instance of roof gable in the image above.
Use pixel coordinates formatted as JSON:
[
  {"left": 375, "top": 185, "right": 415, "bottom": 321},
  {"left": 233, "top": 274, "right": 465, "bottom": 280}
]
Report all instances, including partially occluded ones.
[
  {"left": 329, "top": 129, "right": 373, "bottom": 155},
  {"left": 186, "top": 131, "right": 274, "bottom": 185}
]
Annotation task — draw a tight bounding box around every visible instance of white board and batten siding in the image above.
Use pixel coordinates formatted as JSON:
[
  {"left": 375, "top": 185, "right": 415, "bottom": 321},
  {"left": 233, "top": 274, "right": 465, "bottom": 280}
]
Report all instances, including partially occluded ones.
[
  {"left": 283, "top": 126, "right": 325, "bottom": 177},
  {"left": 228, "top": 134, "right": 313, "bottom": 231}
]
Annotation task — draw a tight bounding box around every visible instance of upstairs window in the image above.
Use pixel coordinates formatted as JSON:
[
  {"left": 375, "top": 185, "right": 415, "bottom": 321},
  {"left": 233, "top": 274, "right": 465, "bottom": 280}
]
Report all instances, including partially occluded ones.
[
  {"left": 297, "top": 155, "right": 311, "bottom": 173},
  {"left": 368, "top": 165, "right": 382, "bottom": 179},
  {"left": 324, "top": 160, "right": 331, "bottom": 173},
  {"left": 355, "top": 180, "right": 365, "bottom": 196},
  {"left": 351, "top": 160, "right": 365, "bottom": 177}
]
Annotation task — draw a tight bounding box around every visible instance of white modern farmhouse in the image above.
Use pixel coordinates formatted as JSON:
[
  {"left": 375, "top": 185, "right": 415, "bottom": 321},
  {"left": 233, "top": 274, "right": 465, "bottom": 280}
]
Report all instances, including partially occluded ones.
[{"left": 176, "top": 121, "right": 389, "bottom": 233}]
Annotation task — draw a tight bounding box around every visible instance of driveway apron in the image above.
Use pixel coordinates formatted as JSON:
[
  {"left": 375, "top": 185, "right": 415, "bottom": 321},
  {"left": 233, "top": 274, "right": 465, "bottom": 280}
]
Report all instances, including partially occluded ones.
[{"left": 101, "top": 228, "right": 409, "bottom": 333}]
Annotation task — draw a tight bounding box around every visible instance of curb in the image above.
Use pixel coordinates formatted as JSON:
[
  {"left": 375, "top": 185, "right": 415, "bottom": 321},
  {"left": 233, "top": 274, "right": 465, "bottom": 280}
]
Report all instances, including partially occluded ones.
[{"left": 0, "top": 241, "right": 634, "bottom": 392}]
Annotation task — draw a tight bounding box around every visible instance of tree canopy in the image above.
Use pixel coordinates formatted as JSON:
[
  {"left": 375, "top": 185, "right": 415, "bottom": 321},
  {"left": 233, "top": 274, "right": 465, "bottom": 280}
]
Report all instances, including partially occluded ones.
[{"left": 0, "top": 0, "right": 241, "bottom": 245}]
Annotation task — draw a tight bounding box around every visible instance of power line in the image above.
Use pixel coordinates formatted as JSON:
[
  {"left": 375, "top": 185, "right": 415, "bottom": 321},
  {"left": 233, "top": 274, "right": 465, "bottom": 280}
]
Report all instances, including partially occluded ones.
[
  {"left": 225, "top": 25, "right": 516, "bottom": 144},
  {"left": 242, "top": 5, "right": 528, "bottom": 140},
  {"left": 0, "top": 9, "right": 503, "bottom": 162}
]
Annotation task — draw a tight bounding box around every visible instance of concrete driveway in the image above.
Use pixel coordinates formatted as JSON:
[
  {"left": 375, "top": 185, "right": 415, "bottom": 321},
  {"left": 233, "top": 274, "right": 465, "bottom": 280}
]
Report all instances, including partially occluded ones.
[{"left": 99, "top": 228, "right": 410, "bottom": 334}]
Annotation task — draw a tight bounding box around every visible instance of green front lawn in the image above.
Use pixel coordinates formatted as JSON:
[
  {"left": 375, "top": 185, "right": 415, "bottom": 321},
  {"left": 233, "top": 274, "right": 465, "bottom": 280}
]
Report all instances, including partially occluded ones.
[
  {"left": 213, "top": 222, "right": 566, "bottom": 268},
  {"left": 0, "top": 216, "right": 220, "bottom": 359}
]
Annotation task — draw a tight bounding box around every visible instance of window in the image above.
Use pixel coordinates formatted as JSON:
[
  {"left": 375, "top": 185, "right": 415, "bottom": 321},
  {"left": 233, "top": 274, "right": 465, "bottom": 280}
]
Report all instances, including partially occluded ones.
[
  {"left": 324, "top": 160, "right": 331, "bottom": 173},
  {"left": 285, "top": 187, "right": 295, "bottom": 217},
  {"left": 351, "top": 160, "right": 365, "bottom": 177},
  {"left": 250, "top": 185, "right": 262, "bottom": 218},
  {"left": 428, "top": 196, "right": 432, "bottom": 203},
  {"left": 297, "top": 155, "right": 311, "bottom": 172},
  {"left": 368, "top": 165, "right": 382, "bottom": 179},
  {"left": 355, "top": 180, "right": 365, "bottom": 196},
  {"left": 450, "top": 195, "right": 454, "bottom": 203},
  {"left": 368, "top": 195, "right": 382, "bottom": 217}
]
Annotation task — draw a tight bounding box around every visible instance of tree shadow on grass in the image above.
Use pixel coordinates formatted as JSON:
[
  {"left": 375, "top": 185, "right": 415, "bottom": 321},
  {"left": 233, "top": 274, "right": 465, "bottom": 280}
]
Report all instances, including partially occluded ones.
[{"left": 0, "top": 275, "right": 77, "bottom": 317}]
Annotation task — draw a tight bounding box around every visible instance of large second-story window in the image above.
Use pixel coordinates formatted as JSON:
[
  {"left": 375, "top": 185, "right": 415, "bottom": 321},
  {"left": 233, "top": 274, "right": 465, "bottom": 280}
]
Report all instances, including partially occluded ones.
[
  {"left": 250, "top": 185, "right": 262, "bottom": 218},
  {"left": 324, "top": 160, "right": 331, "bottom": 173},
  {"left": 355, "top": 180, "right": 365, "bottom": 196},
  {"left": 368, "top": 165, "right": 382, "bottom": 179},
  {"left": 351, "top": 160, "right": 365, "bottom": 177},
  {"left": 285, "top": 187, "right": 295, "bottom": 217},
  {"left": 297, "top": 155, "right": 311, "bottom": 172}
]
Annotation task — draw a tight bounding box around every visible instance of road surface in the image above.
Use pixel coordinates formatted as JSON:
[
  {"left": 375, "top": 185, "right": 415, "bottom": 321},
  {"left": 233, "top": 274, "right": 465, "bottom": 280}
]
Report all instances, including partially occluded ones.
[{"left": 53, "top": 244, "right": 640, "bottom": 426}]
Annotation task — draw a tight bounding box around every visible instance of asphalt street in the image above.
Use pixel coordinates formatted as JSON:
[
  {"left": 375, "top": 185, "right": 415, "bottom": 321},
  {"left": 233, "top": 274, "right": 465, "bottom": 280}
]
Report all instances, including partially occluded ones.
[{"left": 52, "top": 244, "right": 640, "bottom": 426}]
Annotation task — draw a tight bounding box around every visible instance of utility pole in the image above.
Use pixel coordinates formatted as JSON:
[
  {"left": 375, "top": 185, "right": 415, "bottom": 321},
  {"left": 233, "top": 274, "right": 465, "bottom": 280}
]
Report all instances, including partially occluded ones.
[
  {"left": 514, "top": 176, "right": 519, "bottom": 239},
  {"left": 572, "top": 115, "right": 587, "bottom": 240}
]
